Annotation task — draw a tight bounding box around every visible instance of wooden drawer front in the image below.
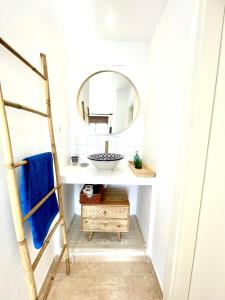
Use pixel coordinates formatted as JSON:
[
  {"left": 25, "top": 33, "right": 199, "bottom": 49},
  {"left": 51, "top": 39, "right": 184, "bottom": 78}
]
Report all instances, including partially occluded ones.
[
  {"left": 82, "top": 205, "right": 129, "bottom": 219},
  {"left": 82, "top": 218, "right": 128, "bottom": 232}
]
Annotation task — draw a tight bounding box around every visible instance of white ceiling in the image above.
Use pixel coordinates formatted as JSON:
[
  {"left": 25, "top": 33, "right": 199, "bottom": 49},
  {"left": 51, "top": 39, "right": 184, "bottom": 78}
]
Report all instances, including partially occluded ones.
[{"left": 53, "top": 0, "right": 168, "bottom": 41}]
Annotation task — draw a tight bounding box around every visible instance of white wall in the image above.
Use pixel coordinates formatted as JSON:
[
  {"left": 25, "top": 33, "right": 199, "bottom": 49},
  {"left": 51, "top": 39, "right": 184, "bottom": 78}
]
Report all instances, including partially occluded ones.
[
  {"left": 136, "top": 0, "right": 203, "bottom": 290},
  {"left": 188, "top": 11, "right": 225, "bottom": 298},
  {"left": 136, "top": 186, "right": 152, "bottom": 244},
  {"left": 70, "top": 41, "right": 149, "bottom": 162},
  {"left": 0, "top": 0, "right": 73, "bottom": 298},
  {"left": 163, "top": 1, "right": 225, "bottom": 299},
  {"left": 66, "top": 41, "right": 150, "bottom": 216},
  {"left": 62, "top": 185, "right": 76, "bottom": 230}
]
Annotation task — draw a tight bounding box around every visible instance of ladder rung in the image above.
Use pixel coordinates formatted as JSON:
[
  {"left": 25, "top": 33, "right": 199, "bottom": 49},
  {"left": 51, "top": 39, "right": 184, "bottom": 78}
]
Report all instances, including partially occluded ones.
[
  {"left": 13, "top": 160, "right": 28, "bottom": 168},
  {"left": 22, "top": 184, "right": 61, "bottom": 223},
  {"left": 4, "top": 100, "right": 48, "bottom": 117},
  {"left": 32, "top": 216, "right": 63, "bottom": 271},
  {"left": 0, "top": 37, "right": 47, "bottom": 81}
]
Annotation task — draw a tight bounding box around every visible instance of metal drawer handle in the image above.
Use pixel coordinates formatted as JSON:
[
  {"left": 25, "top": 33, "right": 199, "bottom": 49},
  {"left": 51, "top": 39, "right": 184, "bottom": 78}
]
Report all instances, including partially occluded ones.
[{"left": 103, "top": 211, "right": 107, "bottom": 215}]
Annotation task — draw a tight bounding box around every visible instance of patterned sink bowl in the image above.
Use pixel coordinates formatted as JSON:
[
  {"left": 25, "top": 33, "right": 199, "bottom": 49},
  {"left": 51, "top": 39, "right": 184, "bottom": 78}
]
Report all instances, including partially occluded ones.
[{"left": 87, "top": 153, "right": 124, "bottom": 172}]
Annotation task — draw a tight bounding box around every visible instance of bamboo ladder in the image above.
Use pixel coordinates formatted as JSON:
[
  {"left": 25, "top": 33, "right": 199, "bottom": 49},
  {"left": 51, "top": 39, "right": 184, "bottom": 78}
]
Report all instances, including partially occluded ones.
[{"left": 0, "top": 37, "right": 70, "bottom": 300}]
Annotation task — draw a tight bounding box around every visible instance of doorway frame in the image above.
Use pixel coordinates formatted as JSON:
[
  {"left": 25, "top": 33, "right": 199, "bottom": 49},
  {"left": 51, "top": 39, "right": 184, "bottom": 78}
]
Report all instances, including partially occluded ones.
[{"left": 163, "top": 0, "right": 225, "bottom": 299}]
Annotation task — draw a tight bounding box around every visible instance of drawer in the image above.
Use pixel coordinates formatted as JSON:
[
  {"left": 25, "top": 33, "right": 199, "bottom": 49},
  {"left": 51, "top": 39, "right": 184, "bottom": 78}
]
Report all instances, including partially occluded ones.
[
  {"left": 82, "top": 205, "right": 129, "bottom": 219},
  {"left": 82, "top": 218, "right": 129, "bottom": 232}
]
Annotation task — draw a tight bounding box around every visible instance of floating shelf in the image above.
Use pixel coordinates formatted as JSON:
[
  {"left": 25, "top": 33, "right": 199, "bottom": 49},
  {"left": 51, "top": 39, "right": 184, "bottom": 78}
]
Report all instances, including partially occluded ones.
[{"left": 128, "top": 161, "right": 156, "bottom": 178}]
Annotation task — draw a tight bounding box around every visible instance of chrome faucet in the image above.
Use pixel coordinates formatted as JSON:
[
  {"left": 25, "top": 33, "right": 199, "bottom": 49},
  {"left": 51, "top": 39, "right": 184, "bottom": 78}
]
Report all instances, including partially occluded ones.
[{"left": 105, "top": 141, "right": 109, "bottom": 154}]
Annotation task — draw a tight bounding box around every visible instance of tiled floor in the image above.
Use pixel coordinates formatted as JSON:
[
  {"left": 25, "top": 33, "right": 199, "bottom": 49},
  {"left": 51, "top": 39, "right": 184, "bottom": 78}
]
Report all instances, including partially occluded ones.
[
  {"left": 47, "top": 261, "right": 162, "bottom": 300},
  {"left": 42, "top": 216, "right": 162, "bottom": 300},
  {"left": 68, "top": 215, "right": 147, "bottom": 256}
]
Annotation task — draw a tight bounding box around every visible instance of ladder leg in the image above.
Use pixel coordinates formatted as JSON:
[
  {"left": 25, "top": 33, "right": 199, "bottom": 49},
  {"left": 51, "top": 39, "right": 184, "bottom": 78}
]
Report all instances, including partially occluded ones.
[
  {"left": 59, "top": 208, "right": 71, "bottom": 274},
  {"left": 0, "top": 85, "right": 38, "bottom": 299},
  {"left": 19, "top": 240, "right": 38, "bottom": 299},
  {"left": 40, "top": 54, "right": 70, "bottom": 275},
  {"left": 86, "top": 232, "right": 94, "bottom": 241}
]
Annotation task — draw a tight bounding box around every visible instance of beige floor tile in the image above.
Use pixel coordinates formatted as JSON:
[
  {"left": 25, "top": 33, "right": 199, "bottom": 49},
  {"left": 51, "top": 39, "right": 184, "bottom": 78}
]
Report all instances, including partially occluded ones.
[
  {"left": 46, "top": 216, "right": 161, "bottom": 300},
  {"left": 70, "top": 254, "right": 151, "bottom": 263},
  {"left": 127, "top": 275, "right": 162, "bottom": 300},
  {"left": 47, "top": 273, "right": 162, "bottom": 300},
  {"left": 123, "top": 261, "right": 154, "bottom": 275},
  {"left": 57, "top": 261, "right": 154, "bottom": 276},
  {"left": 48, "top": 275, "right": 97, "bottom": 300},
  {"left": 95, "top": 275, "right": 130, "bottom": 300},
  {"left": 68, "top": 215, "right": 146, "bottom": 253},
  {"left": 71, "top": 262, "right": 123, "bottom": 275}
]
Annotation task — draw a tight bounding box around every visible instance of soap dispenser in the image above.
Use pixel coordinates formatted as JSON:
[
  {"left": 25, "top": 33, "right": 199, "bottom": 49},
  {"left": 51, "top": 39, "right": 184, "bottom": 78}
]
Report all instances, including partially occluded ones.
[{"left": 134, "top": 151, "right": 142, "bottom": 169}]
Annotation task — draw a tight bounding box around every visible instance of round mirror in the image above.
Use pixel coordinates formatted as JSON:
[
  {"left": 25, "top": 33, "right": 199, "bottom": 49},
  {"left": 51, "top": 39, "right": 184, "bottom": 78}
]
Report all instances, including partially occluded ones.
[{"left": 77, "top": 70, "right": 140, "bottom": 134}]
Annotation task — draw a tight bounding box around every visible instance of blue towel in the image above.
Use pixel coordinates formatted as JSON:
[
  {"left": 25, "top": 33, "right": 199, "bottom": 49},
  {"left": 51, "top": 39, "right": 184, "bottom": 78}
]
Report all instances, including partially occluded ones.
[{"left": 20, "top": 152, "right": 59, "bottom": 249}]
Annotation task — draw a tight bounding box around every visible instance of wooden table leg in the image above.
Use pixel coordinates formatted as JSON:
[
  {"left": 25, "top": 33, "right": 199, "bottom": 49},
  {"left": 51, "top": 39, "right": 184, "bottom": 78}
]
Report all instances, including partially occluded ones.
[
  {"left": 117, "top": 232, "right": 121, "bottom": 241},
  {"left": 86, "top": 232, "right": 94, "bottom": 241}
]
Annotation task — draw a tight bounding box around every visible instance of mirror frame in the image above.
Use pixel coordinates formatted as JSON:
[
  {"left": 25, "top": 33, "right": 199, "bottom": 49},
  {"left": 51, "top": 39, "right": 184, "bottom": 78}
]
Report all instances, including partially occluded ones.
[{"left": 76, "top": 70, "right": 141, "bottom": 135}]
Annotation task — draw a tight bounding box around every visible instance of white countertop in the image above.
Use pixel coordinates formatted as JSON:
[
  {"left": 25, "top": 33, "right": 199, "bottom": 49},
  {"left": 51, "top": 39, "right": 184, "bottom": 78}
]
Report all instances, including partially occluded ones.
[{"left": 61, "top": 164, "right": 156, "bottom": 186}]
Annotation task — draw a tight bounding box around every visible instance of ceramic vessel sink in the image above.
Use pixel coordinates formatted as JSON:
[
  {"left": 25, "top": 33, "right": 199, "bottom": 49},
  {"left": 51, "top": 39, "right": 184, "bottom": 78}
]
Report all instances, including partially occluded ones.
[{"left": 87, "top": 153, "right": 124, "bottom": 172}]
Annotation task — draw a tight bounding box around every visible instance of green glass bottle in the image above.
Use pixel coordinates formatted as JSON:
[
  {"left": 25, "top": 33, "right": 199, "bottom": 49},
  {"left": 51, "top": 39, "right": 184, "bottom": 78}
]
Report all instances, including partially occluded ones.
[{"left": 134, "top": 151, "right": 142, "bottom": 169}]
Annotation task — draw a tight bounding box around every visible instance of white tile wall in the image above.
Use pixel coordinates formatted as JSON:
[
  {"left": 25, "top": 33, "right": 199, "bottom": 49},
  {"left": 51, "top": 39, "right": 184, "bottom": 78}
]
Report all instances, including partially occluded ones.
[{"left": 70, "top": 134, "right": 145, "bottom": 165}]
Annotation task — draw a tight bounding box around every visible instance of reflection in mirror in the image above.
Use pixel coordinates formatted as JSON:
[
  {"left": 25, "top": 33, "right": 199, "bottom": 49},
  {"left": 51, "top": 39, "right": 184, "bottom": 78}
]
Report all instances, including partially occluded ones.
[{"left": 77, "top": 71, "right": 140, "bottom": 134}]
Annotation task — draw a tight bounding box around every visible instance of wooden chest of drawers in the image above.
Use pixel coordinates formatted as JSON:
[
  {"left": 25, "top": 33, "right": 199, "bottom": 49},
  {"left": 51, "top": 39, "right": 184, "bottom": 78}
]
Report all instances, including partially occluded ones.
[{"left": 81, "top": 188, "right": 130, "bottom": 241}]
